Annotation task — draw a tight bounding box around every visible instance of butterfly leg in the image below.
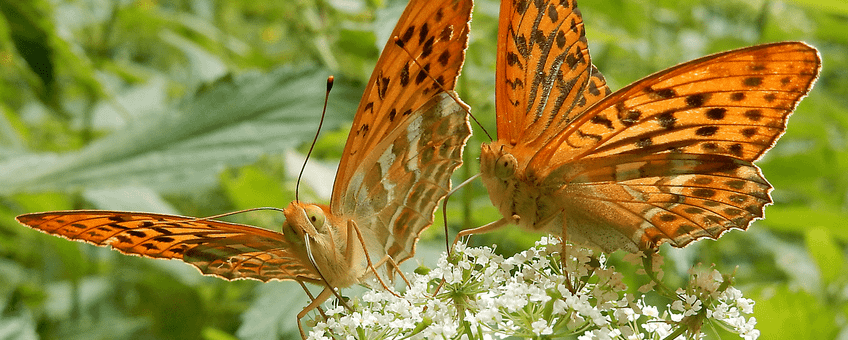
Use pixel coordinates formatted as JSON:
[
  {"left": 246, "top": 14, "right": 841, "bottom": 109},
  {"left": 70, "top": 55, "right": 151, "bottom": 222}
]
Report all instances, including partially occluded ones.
[
  {"left": 561, "top": 217, "right": 569, "bottom": 274},
  {"left": 347, "top": 220, "right": 403, "bottom": 297},
  {"left": 366, "top": 254, "right": 412, "bottom": 291},
  {"left": 296, "top": 280, "right": 329, "bottom": 320},
  {"left": 296, "top": 285, "right": 335, "bottom": 340},
  {"left": 385, "top": 255, "right": 412, "bottom": 288},
  {"left": 452, "top": 217, "right": 512, "bottom": 250},
  {"left": 431, "top": 218, "right": 513, "bottom": 297}
]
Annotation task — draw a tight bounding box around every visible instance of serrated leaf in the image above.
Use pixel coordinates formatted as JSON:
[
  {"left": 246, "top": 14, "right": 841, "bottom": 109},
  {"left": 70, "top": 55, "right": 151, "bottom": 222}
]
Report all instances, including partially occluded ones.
[{"left": 0, "top": 66, "right": 361, "bottom": 195}]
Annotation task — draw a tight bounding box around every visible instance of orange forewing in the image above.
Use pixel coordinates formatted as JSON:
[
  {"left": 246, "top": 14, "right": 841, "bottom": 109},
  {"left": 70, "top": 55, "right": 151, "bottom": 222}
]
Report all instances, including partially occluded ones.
[
  {"left": 335, "top": 0, "right": 472, "bottom": 195},
  {"left": 17, "top": 210, "right": 317, "bottom": 282},
  {"left": 538, "top": 43, "right": 820, "bottom": 168},
  {"left": 333, "top": 0, "right": 473, "bottom": 266},
  {"left": 495, "top": 0, "right": 610, "bottom": 146}
]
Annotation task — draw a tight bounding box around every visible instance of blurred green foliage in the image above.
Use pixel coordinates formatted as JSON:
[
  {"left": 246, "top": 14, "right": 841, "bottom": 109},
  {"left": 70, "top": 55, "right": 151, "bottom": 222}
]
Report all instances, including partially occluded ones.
[{"left": 0, "top": 0, "right": 846, "bottom": 339}]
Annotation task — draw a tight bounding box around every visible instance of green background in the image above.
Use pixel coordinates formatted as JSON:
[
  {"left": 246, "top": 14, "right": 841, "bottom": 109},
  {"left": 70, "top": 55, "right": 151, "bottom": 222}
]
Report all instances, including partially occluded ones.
[{"left": 0, "top": 0, "right": 846, "bottom": 339}]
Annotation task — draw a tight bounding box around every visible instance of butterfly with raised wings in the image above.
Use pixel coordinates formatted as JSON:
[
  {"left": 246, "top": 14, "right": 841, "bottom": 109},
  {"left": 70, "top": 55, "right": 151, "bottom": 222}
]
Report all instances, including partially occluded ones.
[
  {"left": 16, "top": 0, "right": 473, "bottom": 337},
  {"left": 457, "top": 0, "right": 821, "bottom": 253}
]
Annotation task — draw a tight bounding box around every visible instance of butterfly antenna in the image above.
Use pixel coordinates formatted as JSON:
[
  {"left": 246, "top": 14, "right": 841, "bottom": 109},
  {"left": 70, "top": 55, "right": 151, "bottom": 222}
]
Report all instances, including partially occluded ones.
[
  {"left": 296, "top": 76, "right": 335, "bottom": 203},
  {"left": 166, "top": 207, "right": 287, "bottom": 226},
  {"left": 393, "top": 36, "right": 492, "bottom": 141}
]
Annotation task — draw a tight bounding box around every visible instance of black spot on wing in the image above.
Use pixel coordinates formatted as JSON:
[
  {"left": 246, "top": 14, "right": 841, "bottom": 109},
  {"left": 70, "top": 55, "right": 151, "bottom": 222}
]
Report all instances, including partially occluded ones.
[{"left": 705, "top": 108, "right": 726, "bottom": 120}]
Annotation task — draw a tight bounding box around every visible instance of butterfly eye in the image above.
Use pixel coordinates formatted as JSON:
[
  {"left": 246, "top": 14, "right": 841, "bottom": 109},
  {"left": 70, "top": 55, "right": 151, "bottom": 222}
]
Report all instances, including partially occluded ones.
[
  {"left": 304, "top": 205, "right": 327, "bottom": 232},
  {"left": 494, "top": 153, "right": 517, "bottom": 179}
]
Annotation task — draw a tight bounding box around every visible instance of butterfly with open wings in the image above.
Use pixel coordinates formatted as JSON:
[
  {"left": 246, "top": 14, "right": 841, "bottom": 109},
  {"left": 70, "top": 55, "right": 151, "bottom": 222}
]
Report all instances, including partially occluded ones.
[
  {"left": 456, "top": 0, "right": 821, "bottom": 253},
  {"left": 16, "top": 0, "right": 473, "bottom": 337}
]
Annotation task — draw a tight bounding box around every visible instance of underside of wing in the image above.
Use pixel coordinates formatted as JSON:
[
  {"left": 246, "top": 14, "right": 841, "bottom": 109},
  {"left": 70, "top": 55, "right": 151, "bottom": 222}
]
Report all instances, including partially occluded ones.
[
  {"left": 495, "top": 0, "right": 610, "bottom": 145},
  {"left": 553, "top": 153, "right": 773, "bottom": 251},
  {"left": 333, "top": 0, "right": 473, "bottom": 197},
  {"left": 520, "top": 42, "right": 820, "bottom": 251},
  {"left": 340, "top": 93, "right": 471, "bottom": 265},
  {"left": 531, "top": 42, "right": 821, "bottom": 171},
  {"left": 16, "top": 211, "right": 318, "bottom": 282}
]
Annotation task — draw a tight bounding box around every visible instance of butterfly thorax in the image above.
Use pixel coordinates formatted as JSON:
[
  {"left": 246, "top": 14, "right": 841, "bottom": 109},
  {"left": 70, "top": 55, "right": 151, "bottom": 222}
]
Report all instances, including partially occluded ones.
[
  {"left": 282, "top": 202, "right": 367, "bottom": 288},
  {"left": 481, "top": 142, "right": 648, "bottom": 253}
]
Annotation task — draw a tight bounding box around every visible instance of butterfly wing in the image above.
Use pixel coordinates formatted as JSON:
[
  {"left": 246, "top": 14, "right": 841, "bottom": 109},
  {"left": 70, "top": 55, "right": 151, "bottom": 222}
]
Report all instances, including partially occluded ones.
[
  {"left": 343, "top": 93, "right": 470, "bottom": 264},
  {"left": 533, "top": 42, "right": 821, "bottom": 251},
  {"left": 334, "top": 0, "right": 472, "bottom": 190},
  {"left": 495, "top": 0, "right": 610, "bottom": 146},
  {"left": 17, "top": 211, "right": 318, "bottom": 282},
  {"left": 331, "top": 0, "right": 473, "bottom": 265}
]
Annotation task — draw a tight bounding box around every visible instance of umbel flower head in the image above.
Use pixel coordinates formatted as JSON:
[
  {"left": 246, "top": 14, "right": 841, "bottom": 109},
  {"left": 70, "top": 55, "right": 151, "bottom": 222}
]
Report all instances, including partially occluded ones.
[{"left": 308, "top": 238, "right": 758, "bottom": 340}]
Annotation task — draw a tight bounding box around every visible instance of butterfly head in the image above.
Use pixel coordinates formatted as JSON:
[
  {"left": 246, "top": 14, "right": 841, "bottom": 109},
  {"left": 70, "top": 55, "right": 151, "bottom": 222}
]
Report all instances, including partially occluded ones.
[
  {"left": 480, "top": 143, "right": 521, "bottom": 224},
  {"left": 480, "top": 143, "right": 520, "bottom": 180},
  {"left": 281, "top": 202, "right": 335, "bottom": 247}
]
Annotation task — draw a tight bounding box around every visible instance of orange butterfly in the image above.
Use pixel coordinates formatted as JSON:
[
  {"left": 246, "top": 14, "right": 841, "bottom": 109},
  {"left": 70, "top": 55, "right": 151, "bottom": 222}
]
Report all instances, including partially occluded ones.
[
  {"left": 16, "top": 0, "right": 473, "bottom": 337},
  {"left": 458, "top": 0, "right": 821, "bottom": 253}
]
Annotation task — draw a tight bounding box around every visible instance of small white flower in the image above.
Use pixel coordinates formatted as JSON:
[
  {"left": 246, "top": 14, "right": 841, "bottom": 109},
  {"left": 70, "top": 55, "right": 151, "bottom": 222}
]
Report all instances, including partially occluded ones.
[
  {"left": 531, "top": 319, "right": 553, "bottom": 335},
  {"left": 553, "top": 299, "right": 568, "bottom": 314},
  {"left": 642, "top": 320, "right": 673, "bottom": 338},
  {"left": 311, "top": 239, "right": 758, "bottom": 340},
  {"left": 740, "top": 317, "right": 760, "bottom": 340},
  {"left": 737, "top": 297, "right": 755, "bottom": 314},
  {"left": 724, "top": 287, "right": 743, "bottom": 300},
  {"left": 581, "top": 327, "right": 613, "bottom": 340},
  {"left": 642, "top": 305, "right": 659, "bottom": 318}
]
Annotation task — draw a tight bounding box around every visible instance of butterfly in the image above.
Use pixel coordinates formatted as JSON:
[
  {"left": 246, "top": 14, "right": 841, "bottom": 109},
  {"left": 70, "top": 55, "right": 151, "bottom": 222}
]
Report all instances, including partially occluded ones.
[
  {"left": 457, "top": 0, "right": 821, "bottom": 253},
  {"left": 15, "top": 0, "right": 473, "bottom": 337}
]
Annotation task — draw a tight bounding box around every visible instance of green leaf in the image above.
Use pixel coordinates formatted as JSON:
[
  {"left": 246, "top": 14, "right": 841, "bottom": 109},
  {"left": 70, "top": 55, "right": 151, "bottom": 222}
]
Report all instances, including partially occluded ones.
[
  {"left": 0, "top": 66, "right": 360, "bottom": 195},
  {"left": 220, "top": 165, "right": 289, "bottom": 210},
  {"left": 160, "top": 30, "right": 227, "bottom": 83},
  {"left": 81, "top": 186, "right": 178, "bottom": 213},
  {"left": 237, "top": 281, "right": 306, "bottom": 340}
]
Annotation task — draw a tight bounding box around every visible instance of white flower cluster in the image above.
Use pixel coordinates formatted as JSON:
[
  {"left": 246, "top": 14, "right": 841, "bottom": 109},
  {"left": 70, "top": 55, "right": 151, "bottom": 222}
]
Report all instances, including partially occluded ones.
[{"left": 307, "top": 238, "right": 758, "bottom": 340}]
